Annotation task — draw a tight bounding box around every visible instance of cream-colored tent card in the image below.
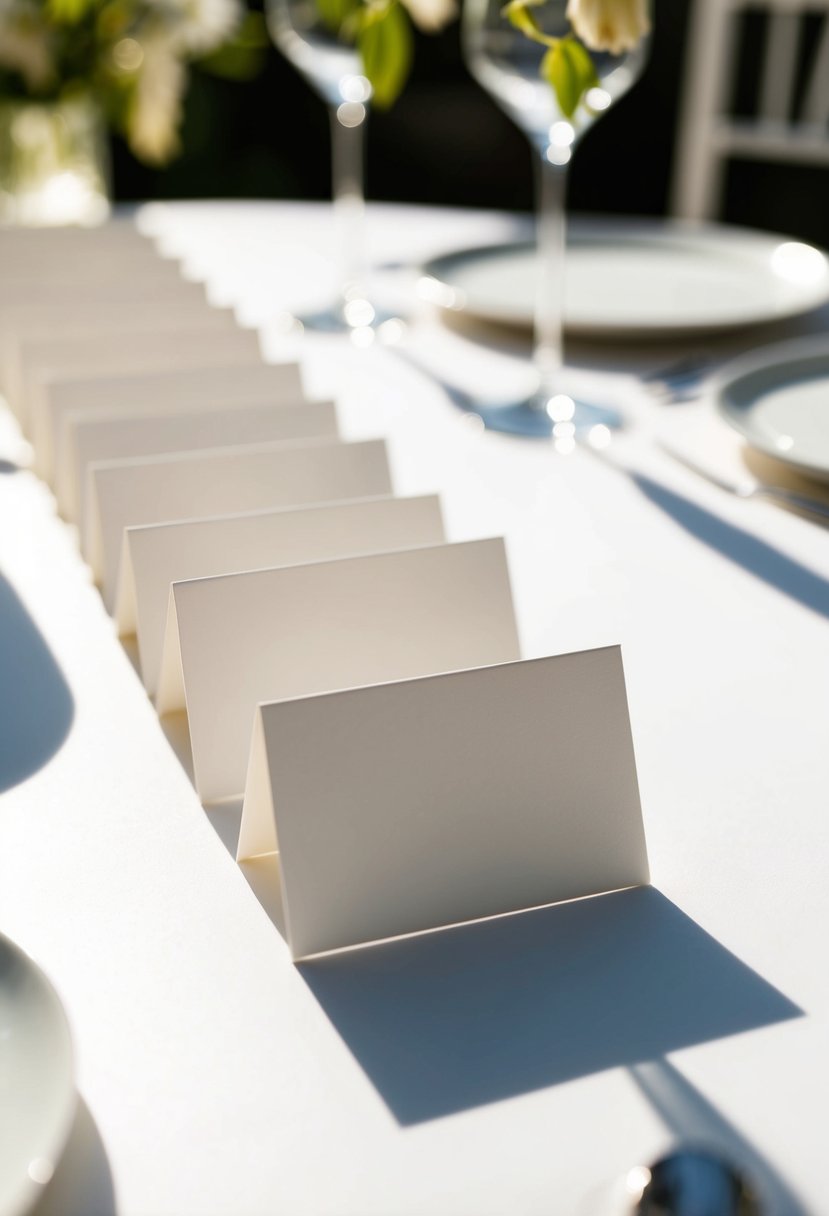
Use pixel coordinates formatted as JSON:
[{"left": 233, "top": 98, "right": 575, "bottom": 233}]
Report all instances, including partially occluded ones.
[
  {"left": 0, "top": 217, "right": 152, "bottom": 264},
  {"left": 86, "top": 438, "right": 392, "bottom": 610},
  {"left": 43, "top": 360, "right": 305, "bottom": 488},
  {"left": 157, "top": 538, "right": 520, "bottom": 804},
  {"left": 0, "top": 244, "right": 180, "bottom": 284},
  {"left": 3, "top": 301, "right": 236, "bottom": 423},
  {"left": 27, "top": 326, "right": 263, "bottom": 475},
  {"left": 47, "top": 360, "right": 303, "bottom": 421},
  {"left": 118, "top": 494, "right": 445, "bottom": 695},
  {"left": 0, "top": 217, "right": 147, "bottom": 254},
  {"left": 0, "top": 288, "right": 209, "bottom": 415},
  {"left": 239, "top": 648, "right": 650, "bottom": 960},
  {"left": 59, "top": 400, "right": 338, "bottom": 521},
  {"left": 0, "top": 272, "right": 202, "bottom": 313}
]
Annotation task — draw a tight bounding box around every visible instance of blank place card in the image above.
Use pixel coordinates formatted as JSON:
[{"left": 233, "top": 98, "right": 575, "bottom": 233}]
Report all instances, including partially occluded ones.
[
  {"left": 27, "top": 326, "right": 263, "bottom": 475},
  {"left": 58, "top": 400, "right": 338, "bottom": 522},
  {"left": 238, "top": 647, "right": 650, "bottom": 959},
  {"left": 116, "top": 494, "right": 445, "bottom": 698},
  {"left": 0, "top": 289, "right": 211, "bottom": 411},
  {"left": 47, "top": 361, "right": 306, "bottom": 491},
  {"left": 0, "top": 263, "right": 195, "bottom": 326},
  {"left": 4, "top": 304, "right": 238, "bottom": 424},
  {"left": 156, "top": 538, "right": 520, "bottom": 804},
  {"left": 86, "top": 438, "right": 393, "bottom": 611}
]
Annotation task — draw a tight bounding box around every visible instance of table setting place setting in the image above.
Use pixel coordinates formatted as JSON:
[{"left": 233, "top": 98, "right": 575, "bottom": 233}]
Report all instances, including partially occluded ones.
[{"left": 1, "top": 0, "right": 829, "bottom": 1213}]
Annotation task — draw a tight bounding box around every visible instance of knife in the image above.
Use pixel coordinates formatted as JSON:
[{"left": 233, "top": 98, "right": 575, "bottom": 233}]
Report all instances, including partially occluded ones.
[{"left": 658, "top": 441, "right": 829, "bottom": 524}]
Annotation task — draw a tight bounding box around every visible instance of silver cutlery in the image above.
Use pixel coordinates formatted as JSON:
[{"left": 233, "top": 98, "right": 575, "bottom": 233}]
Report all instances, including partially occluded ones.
[
  {"left": 642, "top": 354, "right": 715, "bottom": 403},
  {"left": 626, "top": 1149, "right": 762, "bottom": 1215},
  {"left": 659, "top": 442, "right": 829, "bottom": 524}
]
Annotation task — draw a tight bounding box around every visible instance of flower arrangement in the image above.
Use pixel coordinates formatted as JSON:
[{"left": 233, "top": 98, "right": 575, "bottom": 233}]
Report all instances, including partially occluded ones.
[
  {"left": 0, "top": 0, "right": 257, "bottom": 164},
  {"left": 504, "top": 0, "right": 650, "bottom": 117}
]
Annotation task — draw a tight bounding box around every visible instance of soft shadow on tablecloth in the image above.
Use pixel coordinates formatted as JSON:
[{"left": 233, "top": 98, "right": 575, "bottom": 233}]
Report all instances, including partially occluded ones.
[
  {"left": 299, "top": 886, "right": 801, "bottom": 1126},
  {"left": 32, "top": 1099, "right": 116, "bottom": 1216},
  {"left": 0, "top": 571, "right": 74, "bottom": 793}
]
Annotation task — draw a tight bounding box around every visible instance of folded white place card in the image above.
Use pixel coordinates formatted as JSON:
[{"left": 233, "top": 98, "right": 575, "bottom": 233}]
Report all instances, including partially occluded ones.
[
  {"left": 28, "top": 327, "right": 263, "bottom": 470},
  {"left": 118, "top": 494, "right": 445, "bottom": 697},
  {"left": 0, "top": 274, "right": 204, "bottom": 316},
  {"left": 87, "top": 438, "right": 393, "bottom": 610},
  {"left": 238, "top": 647, "right": 649, "bottom": 959},
  {"left": 41, "top": 361, "right": 305, "bottom": 489},
  {"left": 157, "top": 538, "right": 520, "bottom": 804},
  {"left": 1, "top": 251, "right": 186, "bottom": 305},
  {"left": 0, "top": 218, "right": 147, "bottom": 258},
  {"left": 2, "top": 302, "right": 238, "bottom": 422},
  {"left": 0, "top": 289, "right": 209, "bottom": 405},
  {"left": 59, "top": 399, "right": 338, "bottom": 523}
]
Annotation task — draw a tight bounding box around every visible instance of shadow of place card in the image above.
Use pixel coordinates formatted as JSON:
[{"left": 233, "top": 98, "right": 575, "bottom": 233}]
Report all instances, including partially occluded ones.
[
  {"left": 237, "top": 647, "right": 648, "bottom": 960},
  {"left": 157, "top": 537, "right": 520, "bottom": 804},
  {"left": 59, "top": 399, "right": 338, "bottom": 523},
  {"left": 297, "top": 888, "right": 800, "bottom": 1124},
  {"left": 28, "top": 326, "right": 263, "bottom": 477},
  {"left": 86, "top": 438, "right": 393, "bottom": 611},
  {"left": 117, "top": 494, "right": 445, "bottom": 698}
]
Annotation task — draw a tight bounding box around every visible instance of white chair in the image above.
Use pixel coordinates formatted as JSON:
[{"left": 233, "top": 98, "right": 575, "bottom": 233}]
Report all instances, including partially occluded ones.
[{"left": 671, "top": 0, "right": 829, "bottom": 220}]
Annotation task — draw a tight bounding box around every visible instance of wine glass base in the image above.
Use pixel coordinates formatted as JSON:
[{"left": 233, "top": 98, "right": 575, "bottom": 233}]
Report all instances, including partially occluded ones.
[
  {"left": 453, "top": 393, "right": 623, "bottom": 439},
  {"left": 293, "top": 299, "right": 400, "bottom": 335}
]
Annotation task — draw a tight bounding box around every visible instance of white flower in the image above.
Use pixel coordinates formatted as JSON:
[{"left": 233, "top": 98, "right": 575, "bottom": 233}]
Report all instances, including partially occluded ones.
[
  {"left": 565, "top": 0, "right": 649, "bottom": 54},
  {"left": 400, "top": 0, "right": 456, "bottom": 33},
  {"left": 159, "top": 0, "right": 242, "bottom": 54},
  {"left": 0, "top": 21, "right": 54, "bottom": 90}
]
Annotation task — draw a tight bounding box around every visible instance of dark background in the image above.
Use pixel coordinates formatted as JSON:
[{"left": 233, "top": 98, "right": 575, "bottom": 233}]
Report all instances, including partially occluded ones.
[{"left": 110, "top": 0, "right": 829, "bottom": 249}]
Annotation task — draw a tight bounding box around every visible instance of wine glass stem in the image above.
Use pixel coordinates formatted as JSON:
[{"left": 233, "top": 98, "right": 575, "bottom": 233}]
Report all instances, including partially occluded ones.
[
  {"left": 532, "top": 150, "right": 568, "bottom": 406},
  {"left": 330, "top": 106, "right": 368, "bottom": 305}
]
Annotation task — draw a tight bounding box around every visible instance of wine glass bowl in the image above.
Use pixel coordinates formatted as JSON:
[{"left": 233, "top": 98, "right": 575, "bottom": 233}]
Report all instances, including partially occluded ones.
[
  {"left": 269, "top": 0, "right": 370, "bottom": 109},
  {"left": 465, "top": 0, "right": 647, "bottom": 155},
  {"left": 266, "top": 0, "right": 384, "bottom": 335}
]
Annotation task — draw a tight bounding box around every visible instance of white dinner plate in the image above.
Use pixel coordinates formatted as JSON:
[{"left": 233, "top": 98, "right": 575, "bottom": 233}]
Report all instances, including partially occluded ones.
[
  {"left": 420, "top": 219, "right": 829, "bottom": 337},
  {"left": 0, "top": 934, "right": 75, "bottom": 1216},
  {"left": 716, "top": 336, "right": 829, "bottom": 483}
]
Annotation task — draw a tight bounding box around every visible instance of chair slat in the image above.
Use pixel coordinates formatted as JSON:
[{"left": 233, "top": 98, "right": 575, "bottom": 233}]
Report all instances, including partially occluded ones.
[
  {"left": 759, "top": 9, "right": 801, "bottom": 122},
  {"left": 800, "top": 14, "right": 829, "bottom": 126}
]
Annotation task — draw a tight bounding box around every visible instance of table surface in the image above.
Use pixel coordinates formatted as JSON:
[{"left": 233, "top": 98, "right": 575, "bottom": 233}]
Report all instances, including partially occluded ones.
[{"left": 1, "top": 202, "right": 828, "bottom": 1216}]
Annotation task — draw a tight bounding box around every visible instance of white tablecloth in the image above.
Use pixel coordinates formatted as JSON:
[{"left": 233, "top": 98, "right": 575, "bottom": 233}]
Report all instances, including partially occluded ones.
[{"left": 1, "top": 202, "right": 828, "bottom": 1216}]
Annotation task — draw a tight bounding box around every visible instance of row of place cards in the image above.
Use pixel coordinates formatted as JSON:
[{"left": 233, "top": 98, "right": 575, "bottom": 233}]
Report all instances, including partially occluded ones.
[{"left": 3, "top": 220, "right": 650, "bottom": 960}]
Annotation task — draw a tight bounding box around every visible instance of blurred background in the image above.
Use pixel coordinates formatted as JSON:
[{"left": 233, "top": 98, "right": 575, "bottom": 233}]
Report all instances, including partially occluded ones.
[{"left": 107, "top": 0, "right": 829, "bottom": 248}]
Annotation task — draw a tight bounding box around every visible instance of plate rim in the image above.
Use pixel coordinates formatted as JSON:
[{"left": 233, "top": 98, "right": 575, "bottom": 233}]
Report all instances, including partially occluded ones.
[
  {"left": 0, "top": 932, "right": 76, "bottom": 1216},
  {"left": 419, "top": 218, "right": 829, "bottom": 338},
  {"left": 714, "top": 333, "right": 829, "bottom": 482}
]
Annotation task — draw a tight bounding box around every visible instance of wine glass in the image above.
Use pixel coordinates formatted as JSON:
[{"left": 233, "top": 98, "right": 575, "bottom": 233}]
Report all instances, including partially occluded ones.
[
  {"left": 462, "top": 0, "right": 651, "bottom": 436},
  {"left": 267, "top": 0, "right": 385, "bottom": 335}
]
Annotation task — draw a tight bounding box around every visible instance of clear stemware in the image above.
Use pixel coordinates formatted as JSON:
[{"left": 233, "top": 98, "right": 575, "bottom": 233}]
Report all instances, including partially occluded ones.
[
  {"left": 462, "top": 0, "right": 651, "bottom": 436},
  {"left": 267, "top": 0, "right": 384, "bottom": 335}
]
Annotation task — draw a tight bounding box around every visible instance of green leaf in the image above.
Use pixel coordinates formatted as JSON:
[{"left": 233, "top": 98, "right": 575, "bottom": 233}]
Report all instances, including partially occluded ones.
[
  {"left": 541, "top": 36, "right": 598, "bottom": 118},
  {"left": 356, "top": 1, "right": 413, "bottom": 108},
  {"left": 46, "top": 0, "right": 96, "bottom": 25},
  {"left": 503, "top": 0, "right": 542, "bottom": 40},
  {"left": 198, "top": 12, "right": 269, "bottom": 80},
  {"left": 316, "top": 0, "right": 361, "bottom": 35}
]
